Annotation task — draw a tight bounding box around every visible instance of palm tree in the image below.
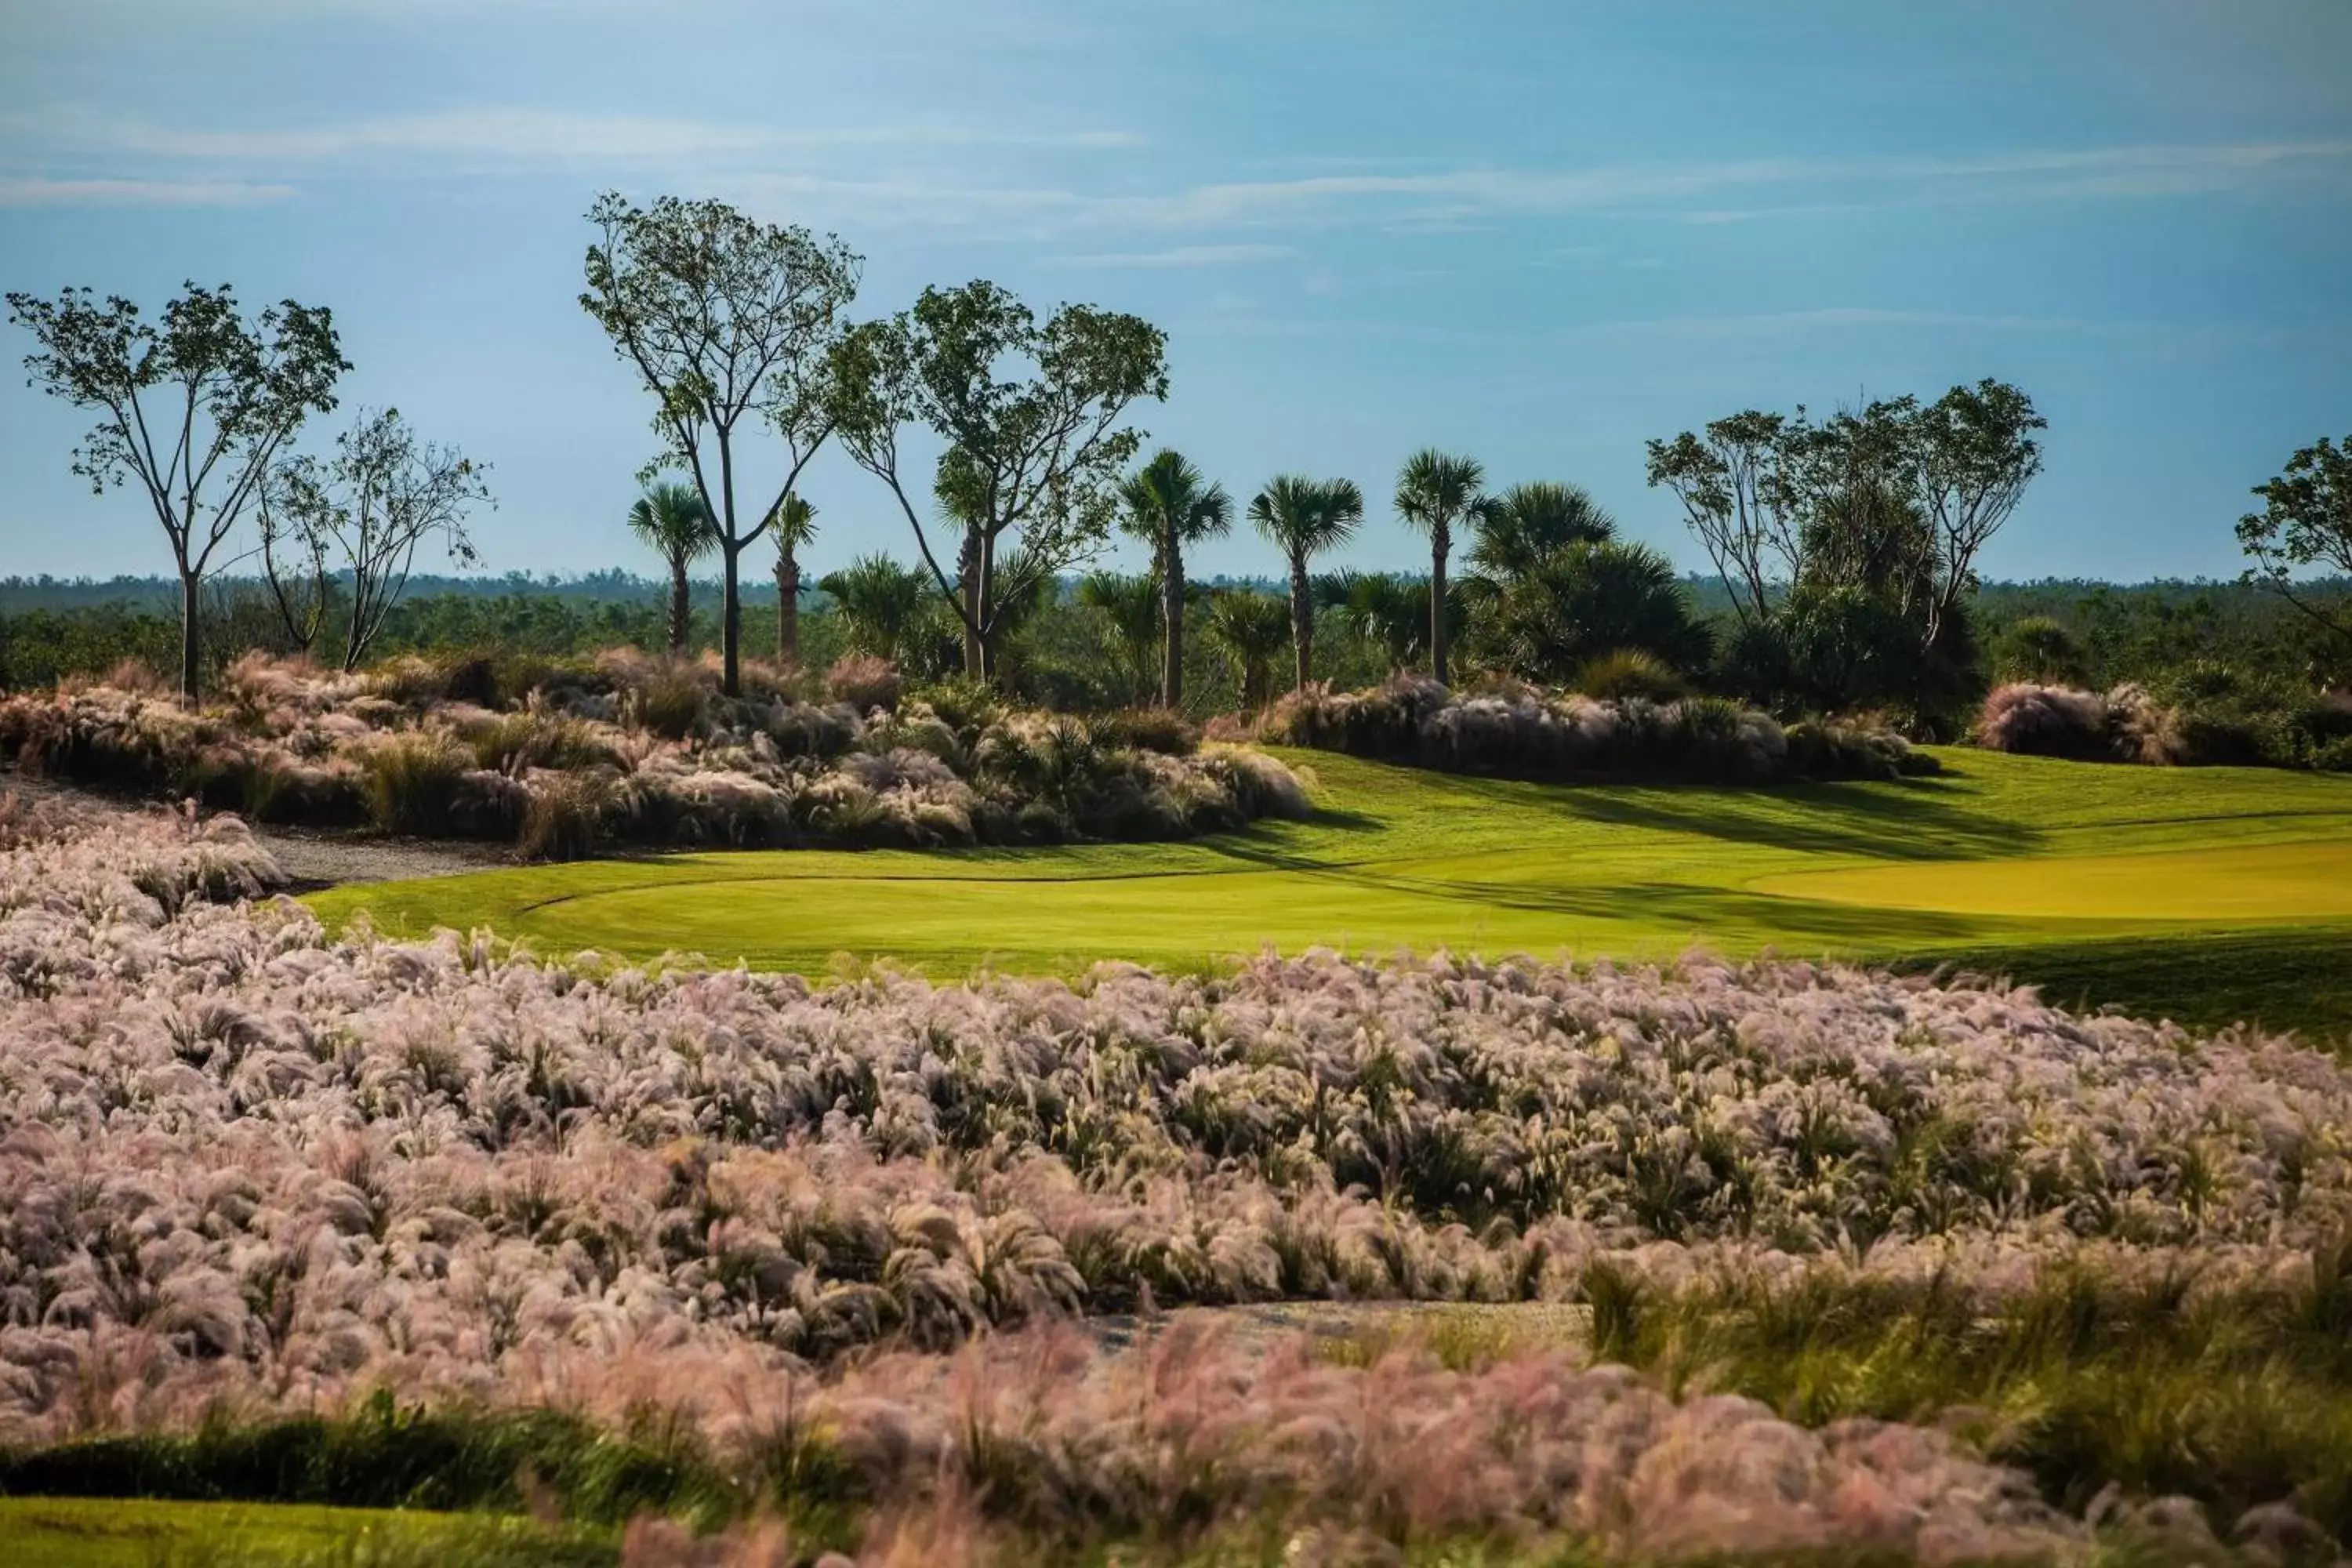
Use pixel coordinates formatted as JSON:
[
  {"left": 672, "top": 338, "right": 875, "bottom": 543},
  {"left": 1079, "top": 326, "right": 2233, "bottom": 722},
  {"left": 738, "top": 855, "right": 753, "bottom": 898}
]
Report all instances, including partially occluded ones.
[
  {"left": 1393, "top": 449, "right": 1483, "bottom": 685},
  {"left": 1204, "top": 591, "right": 1294, "bottom": 712},
  {"left": 1249, "top": 475, "right": 1363, "bottom": 694},
  {"left": 1077, "top": 571, "right": 1165, "bottom": 706},
  {"left": 818, "top": 554, "right": 931, "bottom": 662},
  {"left": 1325, "top": 569, "right": 1430, "bottom": 676},
  {"left": 768, "top": 492, "right": 818, "bottom": 668},
  {"left": 1118, "top": 448, "right": 1232, "bottom": 709},
  {"left": 1467, "top": 481, "right": 1618, "bottom": 581},
  {"left": 1482, "top": 539, "right": 1710, "bottom": 684},
  {"left": 628, "top": 482, "right": 715, "bottom": 652}
]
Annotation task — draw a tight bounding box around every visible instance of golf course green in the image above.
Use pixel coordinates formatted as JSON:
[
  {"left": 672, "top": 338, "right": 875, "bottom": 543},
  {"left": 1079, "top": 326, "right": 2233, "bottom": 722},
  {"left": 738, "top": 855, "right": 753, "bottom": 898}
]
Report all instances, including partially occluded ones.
[{"left": 308, "top": 747, "right": 2352, "bottom": 1040}]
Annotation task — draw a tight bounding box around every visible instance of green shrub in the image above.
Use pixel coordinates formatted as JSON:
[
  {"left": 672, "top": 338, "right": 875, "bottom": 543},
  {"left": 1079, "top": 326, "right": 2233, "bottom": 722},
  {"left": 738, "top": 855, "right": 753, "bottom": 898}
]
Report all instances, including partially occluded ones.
[
  {"left": 1089, "top": 707, "right": 1200, "bottom": 755},
  {"left": 623, "top": 663, "right": 710, "bottom": 741},
  {"left": 464, "top": 711, "right": 610, "bottom": 773},
  {"left": 519, "top": 771, "right": 613, "bottom": 862},
  {"left": 1993, "top": 615, "right": 2086, "bottom": 684},
  {"left": 1787, "top": 717, "right": 1939, "bottom": 780},
  {"left": 1573, "top": 648, "right": 1689, "bottom": 704},
  {"left": 361, "top": 733, "right": 470, "bottom": 836}
]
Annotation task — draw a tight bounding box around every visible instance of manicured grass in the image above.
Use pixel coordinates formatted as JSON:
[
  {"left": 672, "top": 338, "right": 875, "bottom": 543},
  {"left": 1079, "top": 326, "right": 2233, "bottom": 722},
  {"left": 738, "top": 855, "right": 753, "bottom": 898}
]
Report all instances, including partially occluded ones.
[
  {"left": 0, "top": 1496, "right": 612, "bottom": 1566},
  {"left": 307, "top": 747, "right": 2352, "bottom": 1039}
]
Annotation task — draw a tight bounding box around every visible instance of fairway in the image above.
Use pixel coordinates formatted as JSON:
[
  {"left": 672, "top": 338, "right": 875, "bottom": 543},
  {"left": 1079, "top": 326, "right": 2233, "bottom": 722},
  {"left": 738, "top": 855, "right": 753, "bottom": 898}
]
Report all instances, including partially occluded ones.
[
  {"left": 309, "top": 747, "right": 2352, "bottom": 1038},
  {"left": 0, "top": 1496, "right": 608, "bottom": 1566},
  {"left": 1756, "top": 838, "right": 2352, "bottom": 921}
]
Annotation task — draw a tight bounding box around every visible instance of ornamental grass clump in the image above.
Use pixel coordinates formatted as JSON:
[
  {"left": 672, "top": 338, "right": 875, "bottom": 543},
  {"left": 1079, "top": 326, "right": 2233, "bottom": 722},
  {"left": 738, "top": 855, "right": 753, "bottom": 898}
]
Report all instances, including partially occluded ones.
[
  {"left": 1265, "top": 675, "right": 1929, "bottom": 785},
  {"left": 0, "top": 652, "right": 1305, "bottom": 860}
]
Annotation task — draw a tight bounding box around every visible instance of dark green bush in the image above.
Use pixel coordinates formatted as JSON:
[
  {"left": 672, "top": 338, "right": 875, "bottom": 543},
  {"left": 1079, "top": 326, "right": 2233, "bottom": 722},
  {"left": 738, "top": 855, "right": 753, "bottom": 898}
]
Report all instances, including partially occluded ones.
[
  {"left": 362, "top": 733, "right": 471, "bottom": 836},
  {"left": 1091, "top": 706, "right": 1202, "bottom": 755}
]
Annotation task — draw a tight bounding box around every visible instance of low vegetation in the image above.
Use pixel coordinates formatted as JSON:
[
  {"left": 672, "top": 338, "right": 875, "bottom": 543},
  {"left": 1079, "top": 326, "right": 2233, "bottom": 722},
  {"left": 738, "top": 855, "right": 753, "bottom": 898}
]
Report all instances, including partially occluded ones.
[
  {"left": 1258, "top": 674, "right": 1933, "bottom": 784},
  {"left": 0, "top": 650, "right": 1306, "bottom": 858},
  {"left": 1979, "top": 679, "right": 2352, "bottom": 771},
  {"left": 3, "top": 796, "right": 2351, "bottom": 1560}
]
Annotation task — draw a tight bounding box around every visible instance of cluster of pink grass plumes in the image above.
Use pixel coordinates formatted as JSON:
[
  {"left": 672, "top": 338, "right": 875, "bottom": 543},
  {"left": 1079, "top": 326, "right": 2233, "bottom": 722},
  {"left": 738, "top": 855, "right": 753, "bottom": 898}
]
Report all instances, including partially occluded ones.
[
  {"left": 5, "top": 808, "right": 2352, "bottom": 1557},
  {"left": 1262, "top": 675, "right": 1929, "bottom": 783},
  {"left": 1977, "top": 681, "right": 2180, "bottom": 764},
  {"left": 608, "top": 1320, "right": 2078, "bottom": 1566},
  {"left": 5, "top": 802, "right": 2350, "bottom": 1429},
  {"left": 0, "top": 652, "right": 1308, "bottom": 856}
]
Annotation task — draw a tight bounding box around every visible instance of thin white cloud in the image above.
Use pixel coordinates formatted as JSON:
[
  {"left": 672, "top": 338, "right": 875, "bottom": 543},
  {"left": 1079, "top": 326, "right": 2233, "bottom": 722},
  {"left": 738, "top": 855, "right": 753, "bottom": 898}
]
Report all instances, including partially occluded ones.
[
  {"left": 724, "top": 139, "right": 2352, "bottom": 238},
  {"left": 0, "top": 176, "right": 296, "bottom": 207},
  {"left": 13, "top": 114, "right": 2343, "bottom": 238},
  {"left": 1049, "top": 243, "right": 1298, "bottom": 269},
  {"left": 81, "top": 107, "right": 1140, "bottom": 164},
  {"left": 1559, "top": 307, "right": 2257, "bottom": 347}
]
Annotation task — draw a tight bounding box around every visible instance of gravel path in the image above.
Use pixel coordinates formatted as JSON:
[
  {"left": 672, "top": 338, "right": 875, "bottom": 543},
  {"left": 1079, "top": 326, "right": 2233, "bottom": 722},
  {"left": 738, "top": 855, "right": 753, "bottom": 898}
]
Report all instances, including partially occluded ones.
[{"left": 2, "top": 768, "right": 510, "bottom": 889}]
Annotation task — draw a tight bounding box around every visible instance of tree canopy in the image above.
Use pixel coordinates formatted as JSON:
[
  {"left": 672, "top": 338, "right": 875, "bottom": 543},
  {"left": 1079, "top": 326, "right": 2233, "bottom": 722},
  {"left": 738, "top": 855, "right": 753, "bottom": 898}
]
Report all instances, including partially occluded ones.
[
  {"left": 828, "top": 279, "right": 1167, "bottom": 683},
  {"left": 6, "top": 281, "right": 347, "bottom": 698},
  {"left": 580, "top": 191, "right": 861, "bottom": 692},
  {"left": 2238, "top": 432, "right": 2352, "bottom": 649}
]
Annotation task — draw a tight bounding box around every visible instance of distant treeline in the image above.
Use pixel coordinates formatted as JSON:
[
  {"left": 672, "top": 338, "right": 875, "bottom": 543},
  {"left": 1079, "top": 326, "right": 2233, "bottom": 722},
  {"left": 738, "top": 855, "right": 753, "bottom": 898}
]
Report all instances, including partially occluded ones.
[
  {"left": 0, "top": 568, "right": 1301, "bottom": 614},
  {"left": 5, "top": 571, "right": 2343, "bottom": 722}
]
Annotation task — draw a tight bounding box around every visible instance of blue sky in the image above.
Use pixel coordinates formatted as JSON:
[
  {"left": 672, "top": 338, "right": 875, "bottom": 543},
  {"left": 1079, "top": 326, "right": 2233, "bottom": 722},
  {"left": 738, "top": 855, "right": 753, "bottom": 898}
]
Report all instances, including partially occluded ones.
[{"left": 2, "top": 0, "right": 2348, "bottom": 586}]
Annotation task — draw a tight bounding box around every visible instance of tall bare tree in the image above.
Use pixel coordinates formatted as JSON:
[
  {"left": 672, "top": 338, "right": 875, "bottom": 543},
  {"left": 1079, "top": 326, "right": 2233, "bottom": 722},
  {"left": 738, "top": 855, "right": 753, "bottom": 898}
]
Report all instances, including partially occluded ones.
[
  {"left": 580, "top": 192, "right": 861, "bottom": 694},
  {"left": 262, "top": 407, "right": 490, "bottom": 671},
  {"left": 1647, "top": 381, "right": 2042, "bottom": 652},
  {"left": 1643, "top": 411, "right": 1801, "bottom": 630},
  {"left": 829, "top": 280, "right": 1168, "bottom": 684},
  {"left": 1912, "top": 379, "right": 2045, "bottom": 652},
  {"left": 2238, "top": 431, "right": 2352, "bottom": 652},
  {"left": 6, "top": 282, "right": 347, "bottom": 699}
]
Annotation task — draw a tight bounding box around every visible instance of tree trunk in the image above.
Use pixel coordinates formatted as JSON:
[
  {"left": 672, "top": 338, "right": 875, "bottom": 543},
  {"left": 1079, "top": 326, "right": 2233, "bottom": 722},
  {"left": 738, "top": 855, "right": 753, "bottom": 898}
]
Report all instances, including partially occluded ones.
[
  {"left": 959, "top": 529, "right": 983, "bottom": 679},
  {"left": 1431, "top": 534, "right": 1450, "bottom": 687},
  {"left": 1161, "top": 536, "right": 1185, "bottom": 710},
  {"left": 721, "top": 545, "right": 743, "bottom": 695},
  {"left": 669, "top": 562, "right": 691, "bottom": 652},
  {"left": 178, "top": 568, "right": 202, "bottom": 704},
  {"left": 975, "top": 532, "right": 999, "bottom": 688},
  {"left": 714, "top": 429, "right": 742, "bottom": 696},
  {"left": 1289, "top": 556, "right": 1313, "bottom": 694},
  {"left": 775, "top": 552, "right": 800, "bottom": 666}
]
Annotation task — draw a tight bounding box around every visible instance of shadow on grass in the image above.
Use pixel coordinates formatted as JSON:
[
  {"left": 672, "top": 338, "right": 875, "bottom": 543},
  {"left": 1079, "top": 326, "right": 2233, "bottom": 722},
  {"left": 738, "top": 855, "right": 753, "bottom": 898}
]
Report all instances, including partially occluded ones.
[
  {"left": 1286, "top": 862, "right": 2005, "bottom": 945},
  {"left": 1894, "top": 926, "right": 2352, "bottom": 1047},
  {"left": 1557, "top": 777, "right": 2041, "bottom": 862}
]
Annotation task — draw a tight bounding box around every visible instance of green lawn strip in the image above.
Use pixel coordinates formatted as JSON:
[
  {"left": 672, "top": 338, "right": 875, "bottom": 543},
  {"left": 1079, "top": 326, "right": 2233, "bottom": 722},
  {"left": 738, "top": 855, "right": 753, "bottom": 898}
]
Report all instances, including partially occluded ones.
[
  {"left": 302, "top": 748, "right": 2352, "bottom": 1032},
  {"left": 0, "top": 1496, "right": 612, "bottom": 1567}
]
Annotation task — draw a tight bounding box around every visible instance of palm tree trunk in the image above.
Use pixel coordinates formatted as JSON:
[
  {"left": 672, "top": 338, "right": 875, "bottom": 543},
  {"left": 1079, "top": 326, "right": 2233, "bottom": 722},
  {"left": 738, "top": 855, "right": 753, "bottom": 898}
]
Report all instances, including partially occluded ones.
[
  {"left": 1289, "top": 555, "right": 1313, "bottom": 694},
  {"left": 775, "top": 552, "right": 800, "bottom": 666},
  {"left": 668, "top": 561, "right": 691, "bottom": 652},
  {"left": 1161, "top": 535, "right": 1185, "bottom": 710},
  {"left": 1431, "top": 533, "right": 1450, "bottom": 686},
  {"left": 959, "top": 529, "right": 983, "bottom": 678}
]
